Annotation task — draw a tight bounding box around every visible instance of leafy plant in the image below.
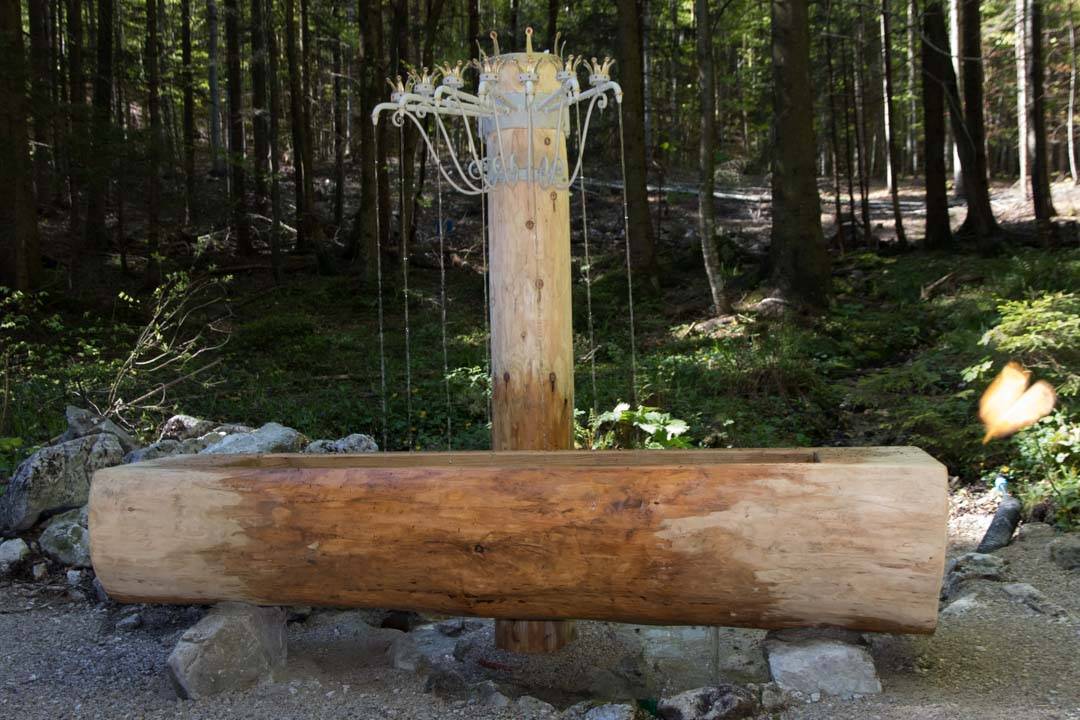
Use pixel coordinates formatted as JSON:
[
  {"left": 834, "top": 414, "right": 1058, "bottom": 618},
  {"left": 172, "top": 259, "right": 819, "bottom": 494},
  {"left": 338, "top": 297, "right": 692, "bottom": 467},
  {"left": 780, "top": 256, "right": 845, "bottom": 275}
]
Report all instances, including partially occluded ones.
[
  {"left": 980, "top": 292, "right": 1080, "bottom": 396},
  {"left": 576, "top": 403, "right": 691, "bottom": 450},
  {"left": 1002, "top": 412, "right": 1080, "bottom": 529}
]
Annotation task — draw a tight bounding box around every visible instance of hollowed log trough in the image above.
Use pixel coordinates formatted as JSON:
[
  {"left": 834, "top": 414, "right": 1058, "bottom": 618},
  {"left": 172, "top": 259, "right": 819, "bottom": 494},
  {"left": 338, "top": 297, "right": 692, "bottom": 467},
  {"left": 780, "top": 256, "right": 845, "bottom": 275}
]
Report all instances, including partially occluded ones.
[{"left": 89, "top": 447, "right": 948, "bottom": 634}]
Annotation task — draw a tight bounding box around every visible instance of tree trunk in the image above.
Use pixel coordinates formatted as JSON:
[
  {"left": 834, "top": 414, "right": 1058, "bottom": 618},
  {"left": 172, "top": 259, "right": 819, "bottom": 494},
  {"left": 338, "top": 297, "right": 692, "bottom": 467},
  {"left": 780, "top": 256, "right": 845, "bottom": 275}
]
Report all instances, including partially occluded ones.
[
  {"left": 251, "top": 0, "right": 269, "bottom": 201},
  {"left": 225, "top": 0, "right": 250, "bottom": 254},
  {"left": 67, "top": 0, "right": 85, "bottom": 242},
  {"left": 28, "top": 0, "right": 52, "bottom": 205},
  {"left": 850, "top": 38, "right": 872, "bottom": 242},
  {"left": 547, "top": 0, "right": 557, "bottom": 43},
  {"left": 1016, "top": 0, "right": 1028, "bottom": 194},
  {"left": 349, "top": 0, "right": 382, "bottom": 267},
  {"left": 284, "top": 0, "right": 305, "bottom": 250},
  {"left": 145, "top": 0, "right": 162, "bottom": 287},
  {"left": 956, "top": 0, "right": 1001, "bottom": 249},
  {"left": 770, "top": 0, "right": 830, "bottom": 308},
  {"left": 824, "top": 2, "right": 845, "bottom": 245},
  {"left": 696, "top": 0, "right": 728, "bottom": 315},
  {"left": 468, "top": 0, "right": 479, "bottom": 65},
  {"left": 880, "top": 0, "right": 908, "bottom": 247},
  {"left": 85, "top": 0, "right": 112, "bottom": 248},
  {"left": 332, "top": 0, "right": 345, "bottom": 229},
  {"left": 207, "top": 0, "right": 226, "bottom": 177},
  {"left": 181, "top": 0, "right": 195, "bottom": 221},
  {"left": 1027, "top": 0, "right": 1055, "bottom": 239},
  {"left": 948, "top": 0, "right": 963, "bottom": 195},
  {"left": 1070, "top": 1, "right": 1078, "bottom": 185},
  {"left": 509, "top": 0, "right": 518, "bottom": 48},
  {"left": 615, "top": 0, "right": 658, "bottom": 279},
  {"left": 0, "top": 0, "right": 43, "bottom": 290},
  {"left": 922, "top": 0, "right": 954, "bottom": 248},
  {"left": 906, "top": 0, "right": 918, "bottom": 174},
  {"left": 265, "top": 0, "right": 283, "bottom": 281}
]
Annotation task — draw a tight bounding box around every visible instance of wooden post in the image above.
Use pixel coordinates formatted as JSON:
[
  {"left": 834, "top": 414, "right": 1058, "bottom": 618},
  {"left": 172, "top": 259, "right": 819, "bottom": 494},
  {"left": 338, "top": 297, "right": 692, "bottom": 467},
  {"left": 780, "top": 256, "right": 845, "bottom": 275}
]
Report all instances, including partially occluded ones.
[{"left": 486, "top": 51, "right": 576, "bottom": 652}]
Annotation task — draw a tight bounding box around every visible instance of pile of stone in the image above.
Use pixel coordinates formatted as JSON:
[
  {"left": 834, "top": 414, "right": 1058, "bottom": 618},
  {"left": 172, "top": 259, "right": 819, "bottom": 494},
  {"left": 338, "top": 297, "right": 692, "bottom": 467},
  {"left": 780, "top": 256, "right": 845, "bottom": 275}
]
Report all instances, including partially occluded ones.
[{"left": 0, "top": 406, "right": 377, "bottom": 582}]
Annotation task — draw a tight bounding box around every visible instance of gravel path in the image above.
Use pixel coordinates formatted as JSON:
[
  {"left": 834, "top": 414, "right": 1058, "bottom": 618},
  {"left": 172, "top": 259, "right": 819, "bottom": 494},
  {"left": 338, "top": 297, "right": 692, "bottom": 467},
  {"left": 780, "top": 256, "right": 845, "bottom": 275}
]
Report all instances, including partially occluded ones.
[{"left": 2, "top": 491, "right": 1078, "bottom": 720}]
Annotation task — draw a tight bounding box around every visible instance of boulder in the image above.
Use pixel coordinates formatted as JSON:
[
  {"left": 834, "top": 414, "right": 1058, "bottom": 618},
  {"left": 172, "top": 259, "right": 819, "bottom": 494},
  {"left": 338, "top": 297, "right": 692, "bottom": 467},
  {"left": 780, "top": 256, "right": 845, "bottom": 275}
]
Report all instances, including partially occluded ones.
[
  {"left": 0, "top": 538, "right": 30, "bottom": 575},
  {"left": 159, "top": 414, "right": 216, "bottom": 442},
  {"left": 166, "top": 602, "right": 287, "bottom": 699},
  {"left": 470, "top": 680, "right": 511, "bottom": 708},
  {"left": 1047, "top": 535, "right": 1080, "bottom": 571},
  {"left": 941, "top": 552, "right": 1006, "bottom": 600},
  {"left": 388, "top": 623, "right": 460, "bottom": 673},
  {"left": 39, "top": 519, "right": 92, "bottom": 567},
  {"left": 517, "top": 695, "right": 558, "bottom": 716},
  {"left": 763, "top": 634, "right": 881, "bottom": 698},
  {"left": 124, "top": 436, "right": 212, "bottom": 464},
  {"left": 304, "top": 433, "right": 379, "bottom": 454},
  {"left": 61, "top": 406, "right": 138, "bottom": 454},
  {"left": 200, "top": 422, "right": 305, "bottom": 455},
  {"left": 657, "top": 685, "right": 759, "bottom": 720},
  {"left": 612, "top": 625, "right": 768, "bottom": 692},
  {"left": 0, "top": 433, "right": 123, "bottom": 532}
]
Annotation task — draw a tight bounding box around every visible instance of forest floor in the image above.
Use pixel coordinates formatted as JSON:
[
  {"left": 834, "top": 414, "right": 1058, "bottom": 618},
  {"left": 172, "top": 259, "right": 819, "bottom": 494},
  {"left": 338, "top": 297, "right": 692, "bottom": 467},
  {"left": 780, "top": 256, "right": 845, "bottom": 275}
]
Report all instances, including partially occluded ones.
[{"left": 1, "top": 486, "right": 1078, "bottom": 719}]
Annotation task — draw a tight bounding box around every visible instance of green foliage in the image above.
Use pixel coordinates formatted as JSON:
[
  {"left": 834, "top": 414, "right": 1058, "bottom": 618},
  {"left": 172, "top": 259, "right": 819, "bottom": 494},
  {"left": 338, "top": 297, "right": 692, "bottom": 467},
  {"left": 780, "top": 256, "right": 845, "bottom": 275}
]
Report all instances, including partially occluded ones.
[
  {"left": 576, "top": 403, "right": 691, "bottom": 450},
  {"left": 980, "top": 292, "right": 1080, "bottom": 396},
  {"left": 996, "top": 412, "right": 1080, "bottom": 529}
]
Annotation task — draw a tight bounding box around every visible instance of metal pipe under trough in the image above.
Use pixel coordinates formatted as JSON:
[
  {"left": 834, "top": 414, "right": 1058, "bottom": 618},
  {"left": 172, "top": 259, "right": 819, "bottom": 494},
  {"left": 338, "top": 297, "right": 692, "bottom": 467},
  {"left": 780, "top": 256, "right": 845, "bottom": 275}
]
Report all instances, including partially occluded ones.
[{"left": 88, "top": 447, "right": 948, "bottom": 635}]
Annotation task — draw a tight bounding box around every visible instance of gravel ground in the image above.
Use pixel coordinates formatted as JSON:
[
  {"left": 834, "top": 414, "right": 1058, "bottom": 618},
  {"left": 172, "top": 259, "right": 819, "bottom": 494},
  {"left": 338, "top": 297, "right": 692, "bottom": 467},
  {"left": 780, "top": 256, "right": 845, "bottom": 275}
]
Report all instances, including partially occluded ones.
[{"left": 2, "top": 490, "right": 1078, "bottom": 720}]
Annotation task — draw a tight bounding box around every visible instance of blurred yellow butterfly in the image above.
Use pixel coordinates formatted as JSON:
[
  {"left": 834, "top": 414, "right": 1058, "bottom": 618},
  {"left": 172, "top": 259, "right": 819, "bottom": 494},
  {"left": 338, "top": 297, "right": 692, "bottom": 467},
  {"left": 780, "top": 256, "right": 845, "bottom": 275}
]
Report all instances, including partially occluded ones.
[{"left": 979, "top": 362, "right": 1057, "bottom": 444}]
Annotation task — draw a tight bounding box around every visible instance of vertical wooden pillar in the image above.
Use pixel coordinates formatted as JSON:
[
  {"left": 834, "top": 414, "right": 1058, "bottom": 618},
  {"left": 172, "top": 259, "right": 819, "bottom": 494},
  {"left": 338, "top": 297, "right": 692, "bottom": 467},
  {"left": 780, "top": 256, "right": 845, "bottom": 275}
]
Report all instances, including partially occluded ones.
[{"left": 486, "top": 54, "right": 577, "bottom": 653}]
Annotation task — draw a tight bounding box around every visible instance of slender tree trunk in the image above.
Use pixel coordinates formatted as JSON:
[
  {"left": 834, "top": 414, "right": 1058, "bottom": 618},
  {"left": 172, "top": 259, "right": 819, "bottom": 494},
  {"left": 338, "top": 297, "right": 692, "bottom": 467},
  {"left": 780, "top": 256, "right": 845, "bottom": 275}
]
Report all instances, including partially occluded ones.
[
  {"left": 251, "top": 0, "right": 269, "bottom": 201},
  {"left": 1016, "top": 0, "right": 1029, "bottom": 193},
  {"left": 841, "top": 38, "right": 858, "bottom": 234},
  {"left": 67, "top": 0, "right": 85, "bottom": 242},
  {"left": 547, "top": 0, "right": 557, "bottom": 43},
  {"left": 85, "top": 0, "right": 112, "bottom": 248},
  {"left": 180, "top": 0, "right": 195, "bottom": 221},
  {"left": 145, "top": 0, "right": 162, "bottom": 286},
  {"left": 1, "top": 0, "right": 43, "bottom": 290},
  {"left": 956, "top": 0, "right": 1001, "bottom": 249},
  {"left": 770, "top": 0, "right": 830, "bottom": 308},
  {"left": 1070, "top": 1, "right": 1078, "bottom": 185},
  {"left": 28, "top": 0, "right": 52, "bottom": 205},
  {"left": 332, "top": 0, "right": 345, "bottom": 228},
  {"left": 349, "top": 0, "right": 382, "bottom": 267},
  {"left": 880, "top": 0, "right": 908, "bottom": 247},
  {"left": 615, "top": 0, "right": 658, "bottom": 279},
  {"left": 225, "top": 0, "right": 250, "bottom": 254},
  {"left": 948, "top": 0, "right": 963, "bottom": 195},
  {"left": 922, "top": 0, "right": 954, "bottom": 248},
  {"left": 824, "top": 2, "right": 845, "bottom": 244},
  {"left": 266, "top": 0, "right": 283, "bottom": 281},
  {"left": 468, "top": 0, "right": 479, "bottom": 65},
  {"left": 284, "top": 0, "right": 306, "bottom": 249},
  {"left": 207, "top": 0, "right": 226, "bottom": 177},
  {"left": 906, "top": 0, "right": 918, "bottom": 174},
  {"left": 1027, "top": 0, "right": 1056, "bottom": 240},
  {"left": 850, "top": 38, "right": 872, "bottom": 242},
  {"left": 696, "top": 0, "right": 729, "bottom": 315},
  {"left": 509, "top": 0, "right": 518, "bottom": 48}
]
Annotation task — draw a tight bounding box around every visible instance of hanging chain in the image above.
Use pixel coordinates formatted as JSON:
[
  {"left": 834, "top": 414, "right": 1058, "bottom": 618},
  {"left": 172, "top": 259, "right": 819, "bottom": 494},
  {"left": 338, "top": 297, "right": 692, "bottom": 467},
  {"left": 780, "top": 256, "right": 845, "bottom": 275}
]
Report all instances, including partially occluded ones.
[
  {"left": 373, "top": 129, "right": 389, "bottom": 451},
  {"left": 435, "top": 132, "right": 453, "bottom": 450},
  {"left": 617, "top": 105, "right": 639, "bottom": 406},
  {"left": 399, "top": 124, "right": 413, "bottom": 448},
  {"left": 575, "top": 102, "right": 598, "bottom": 415}
]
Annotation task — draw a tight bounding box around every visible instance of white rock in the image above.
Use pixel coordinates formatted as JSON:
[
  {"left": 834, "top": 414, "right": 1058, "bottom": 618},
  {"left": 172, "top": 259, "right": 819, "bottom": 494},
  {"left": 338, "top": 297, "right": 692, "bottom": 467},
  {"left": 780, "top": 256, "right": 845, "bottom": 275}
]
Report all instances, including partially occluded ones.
[
  {"left": 0, "top": 538, "right": 30, "bottom": 566},
  {"left": 764, "top": 637, "right": 881, "bottom": 697},
  {"left": 941, "top": 594, "right": 982, "bottom": 617},
  {"left": 200, "top": 422, "right": 305, "bottom": 455},
  {"left": 1003, "top": 583, "right": 1067, "bottom": 617},
  {"left": 65, "top": 569, "right": 83, "bottom": 586},
  {"left": 31, "top": 562, "right": 48, "bottom": 580},
  {"left": 0, "top": 434, "right": 123, "bottom": 532},
  {"left": 159, "top": 414, "right": 216, "bottom": 441},
  {"left": 517, "top": 695, "right": 557, "bottom": 716},
  {"left": 583, "top": 704, "right": 639, "bottom": 720},
  {"left": 166, "top": 603, "right": 287, "bottom": 699}
]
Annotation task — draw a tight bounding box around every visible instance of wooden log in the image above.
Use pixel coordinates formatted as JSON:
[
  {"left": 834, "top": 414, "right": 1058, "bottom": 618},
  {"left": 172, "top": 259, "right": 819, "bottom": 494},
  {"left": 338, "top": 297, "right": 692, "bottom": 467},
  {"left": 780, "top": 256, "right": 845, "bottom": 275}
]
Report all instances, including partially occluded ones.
[
  {"left": 485, "top": 49, "right": 575, "bottom": 650},
  {"left": 89, "top": 447, "right": 948, "bottom": 634}
]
